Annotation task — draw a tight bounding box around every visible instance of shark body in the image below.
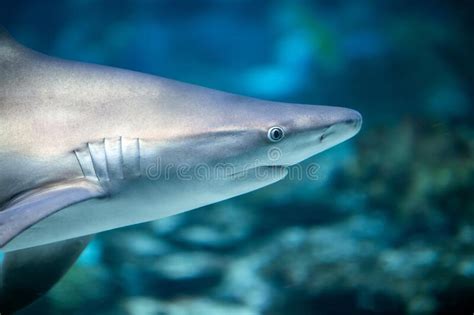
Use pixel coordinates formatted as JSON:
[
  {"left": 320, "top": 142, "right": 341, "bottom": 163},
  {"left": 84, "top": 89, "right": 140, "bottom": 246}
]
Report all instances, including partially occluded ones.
[{"left": 0, "top": 28, "right": 361, "bottom": 313}]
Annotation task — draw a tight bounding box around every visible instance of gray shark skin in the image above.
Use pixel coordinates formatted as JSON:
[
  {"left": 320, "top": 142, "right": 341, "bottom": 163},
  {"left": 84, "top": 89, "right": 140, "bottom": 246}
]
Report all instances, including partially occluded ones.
[{"left": 0, "top": 27, "right": 361, "bottom": 312}]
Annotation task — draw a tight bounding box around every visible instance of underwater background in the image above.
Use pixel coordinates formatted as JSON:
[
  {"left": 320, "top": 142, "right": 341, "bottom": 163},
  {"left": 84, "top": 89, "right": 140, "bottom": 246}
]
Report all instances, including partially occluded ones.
[{"left": 1, "top": 0, "right": 473, "bottom": 314}]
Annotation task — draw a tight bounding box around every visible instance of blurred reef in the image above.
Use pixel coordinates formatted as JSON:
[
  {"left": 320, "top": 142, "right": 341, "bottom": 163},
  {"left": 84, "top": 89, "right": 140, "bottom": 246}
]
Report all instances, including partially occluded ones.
[{"left": 1, "top": 0, "right": 473, "bottom": 314}]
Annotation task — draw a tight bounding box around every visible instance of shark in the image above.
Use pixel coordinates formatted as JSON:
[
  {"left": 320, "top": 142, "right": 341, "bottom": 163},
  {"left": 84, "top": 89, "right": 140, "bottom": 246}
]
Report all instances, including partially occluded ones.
[{"left": 0, "top": 27, "right": 362, "bottom": 313}]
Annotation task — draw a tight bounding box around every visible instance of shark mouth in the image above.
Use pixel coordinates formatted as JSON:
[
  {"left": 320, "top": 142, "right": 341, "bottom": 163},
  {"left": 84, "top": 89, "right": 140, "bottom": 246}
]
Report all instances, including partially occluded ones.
[{"left": 228, "top": 165, "right": 289, "bottom": 181}]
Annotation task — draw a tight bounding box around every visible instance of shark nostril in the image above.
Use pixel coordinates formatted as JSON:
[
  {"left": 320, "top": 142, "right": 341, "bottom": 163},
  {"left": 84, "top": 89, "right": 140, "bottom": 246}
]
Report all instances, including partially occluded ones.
[
  {"left": 344, "top": 119, "right": 356, "bottom": 125},
  {"left": 344, "top": 117, "right": 361, "bottom": 126},
  {"left": 343, "top": 111, "right": 362, "bottom": 129}
]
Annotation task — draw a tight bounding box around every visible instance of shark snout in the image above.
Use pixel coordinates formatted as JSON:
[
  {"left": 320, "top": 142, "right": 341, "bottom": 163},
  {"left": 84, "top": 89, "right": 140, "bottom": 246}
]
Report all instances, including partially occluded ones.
[
  {"left": 318, "top": 108, "right": 362, "bottom": 144},
  {"left": 339, "top": 108, "right": 363, "bottom": 134},
  {"left": 270, "top": 105, "right": 362, "bottom": 166},
  {"left": 319, "top": 107, "right": 362, "bottom": 142}
]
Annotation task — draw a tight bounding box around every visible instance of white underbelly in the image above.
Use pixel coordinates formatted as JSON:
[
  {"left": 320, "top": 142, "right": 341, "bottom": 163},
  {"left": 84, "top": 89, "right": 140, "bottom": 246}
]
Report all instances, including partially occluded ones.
[
  {"left": 3, "top": 179, "right": 213, "bottom": 251},
  {"left": 3, "top": 165, "right": 285, "bottom": 252}
]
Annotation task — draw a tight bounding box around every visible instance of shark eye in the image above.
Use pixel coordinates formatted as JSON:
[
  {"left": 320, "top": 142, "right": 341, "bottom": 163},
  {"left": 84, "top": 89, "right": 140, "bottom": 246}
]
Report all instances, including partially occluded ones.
[{"left": 267, "top": 126, "right": 285, "bottom": 142}]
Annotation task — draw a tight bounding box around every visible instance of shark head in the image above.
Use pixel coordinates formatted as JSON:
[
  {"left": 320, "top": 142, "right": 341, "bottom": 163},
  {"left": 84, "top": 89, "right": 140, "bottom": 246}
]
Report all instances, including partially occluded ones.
[
  {"left": 139, "top": 88, "right": 362, "bottom": 203},
  {"left": 220, "top": 99, "right": 363, "bottom": 172}
]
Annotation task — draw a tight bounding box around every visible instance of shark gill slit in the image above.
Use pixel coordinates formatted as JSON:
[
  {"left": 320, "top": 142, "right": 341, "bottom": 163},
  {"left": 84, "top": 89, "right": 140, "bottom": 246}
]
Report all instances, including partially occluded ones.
[
  {"left": 74, "top": 147, "right": 99, "bottom": 180},
  {"left": 104, "top": 137, "right": 124, "bottom": 180},
  {"left": 120, "top": 137, "right": 141, "bottom": 179},
  {"left": 73, "top": 150, "right": 89, "bottom": 179},
  {"left": 103, "top": 138, "right": 113, "bottom": 180},
  {"left": 88, "top": 140, "right": 109, "bottom": 182},
  {"left": 74, "top": 138, "right": 143, "bottom": 182},
  {"left": 118, "top": 137, "right": 125, "bottom": 179},
  {"left": 137, "top": 138, "right": 142, "bottom": 177}
]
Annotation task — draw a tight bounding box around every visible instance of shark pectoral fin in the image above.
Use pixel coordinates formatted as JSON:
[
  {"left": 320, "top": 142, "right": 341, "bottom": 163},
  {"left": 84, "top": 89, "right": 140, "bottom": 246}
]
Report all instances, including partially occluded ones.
[
  {"left": 0, "top": 235, "right": 93, "bottom": 314},
  {"left": 0, "top": 178, "right": 105, "bottom": 250}
]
